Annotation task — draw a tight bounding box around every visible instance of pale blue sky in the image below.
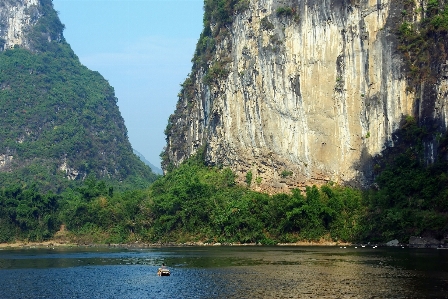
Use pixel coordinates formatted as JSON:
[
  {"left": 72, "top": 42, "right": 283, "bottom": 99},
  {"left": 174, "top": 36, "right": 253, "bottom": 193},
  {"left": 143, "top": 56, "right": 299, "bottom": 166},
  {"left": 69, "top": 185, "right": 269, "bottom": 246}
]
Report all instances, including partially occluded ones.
[{"left": 52, "top": 0, "right": 204, "bottom": 168}]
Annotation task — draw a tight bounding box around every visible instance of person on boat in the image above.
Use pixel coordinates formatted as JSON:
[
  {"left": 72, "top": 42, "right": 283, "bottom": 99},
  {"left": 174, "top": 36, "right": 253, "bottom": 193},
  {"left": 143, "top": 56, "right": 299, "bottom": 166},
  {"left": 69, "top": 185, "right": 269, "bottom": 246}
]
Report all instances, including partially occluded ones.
[{"left": 157, "top": 263, "right": 170, "bottom": 276}]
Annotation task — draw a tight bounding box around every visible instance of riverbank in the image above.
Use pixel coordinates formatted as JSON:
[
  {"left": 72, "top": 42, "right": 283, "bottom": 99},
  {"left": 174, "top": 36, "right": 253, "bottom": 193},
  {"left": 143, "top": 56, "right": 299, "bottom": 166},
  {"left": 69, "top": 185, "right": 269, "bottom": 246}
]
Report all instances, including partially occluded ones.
[
  {"left": 9, "top": 235, "right": 447, "bottom": 249},
  {"left": 0, "top": 239, "right": 352, "bottom": 249},
  {"left": 0, "top": 241, "right": 77, "bottom": 249}
]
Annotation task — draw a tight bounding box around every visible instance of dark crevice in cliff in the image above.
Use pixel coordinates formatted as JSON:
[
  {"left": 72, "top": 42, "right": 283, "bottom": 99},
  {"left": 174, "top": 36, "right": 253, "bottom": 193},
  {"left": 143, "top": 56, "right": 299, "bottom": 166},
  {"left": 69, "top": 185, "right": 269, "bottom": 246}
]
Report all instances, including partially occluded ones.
[{"left": 352, "top": 114, "right": 448, "bottom": 190}]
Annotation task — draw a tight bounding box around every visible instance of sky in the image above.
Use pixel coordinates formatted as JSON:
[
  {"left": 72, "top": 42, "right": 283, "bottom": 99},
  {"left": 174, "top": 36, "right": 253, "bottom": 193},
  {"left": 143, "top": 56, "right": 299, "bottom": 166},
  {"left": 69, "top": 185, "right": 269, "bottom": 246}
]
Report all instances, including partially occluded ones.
[{"left": 52, "top": 0, "right": 204, "bottom": 168}]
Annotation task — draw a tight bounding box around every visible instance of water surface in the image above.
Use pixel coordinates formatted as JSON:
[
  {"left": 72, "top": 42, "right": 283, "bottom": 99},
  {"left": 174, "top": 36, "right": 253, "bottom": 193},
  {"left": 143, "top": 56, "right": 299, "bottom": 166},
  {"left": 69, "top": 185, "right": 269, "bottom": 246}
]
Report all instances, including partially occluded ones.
[{"left": 0, "top": 246, "right": 447, "bottom": 298}]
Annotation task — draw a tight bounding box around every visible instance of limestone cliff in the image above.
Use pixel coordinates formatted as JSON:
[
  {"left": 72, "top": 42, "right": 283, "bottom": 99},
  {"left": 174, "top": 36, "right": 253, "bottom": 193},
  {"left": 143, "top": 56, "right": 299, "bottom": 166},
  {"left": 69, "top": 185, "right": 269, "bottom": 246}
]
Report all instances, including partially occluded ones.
[
  {"left": 163, "top": 0, "right": 448, "bottom": 193},
  {"left": 0, "top": 0, "right": 48, "bottom": 50}
]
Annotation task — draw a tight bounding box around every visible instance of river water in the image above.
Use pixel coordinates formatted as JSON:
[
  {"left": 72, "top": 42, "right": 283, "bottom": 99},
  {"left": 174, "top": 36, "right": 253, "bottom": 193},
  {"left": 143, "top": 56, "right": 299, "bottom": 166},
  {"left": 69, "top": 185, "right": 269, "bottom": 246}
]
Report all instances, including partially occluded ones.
[{"left": 0, "top": 246, "right": 447, "bottom": 298}]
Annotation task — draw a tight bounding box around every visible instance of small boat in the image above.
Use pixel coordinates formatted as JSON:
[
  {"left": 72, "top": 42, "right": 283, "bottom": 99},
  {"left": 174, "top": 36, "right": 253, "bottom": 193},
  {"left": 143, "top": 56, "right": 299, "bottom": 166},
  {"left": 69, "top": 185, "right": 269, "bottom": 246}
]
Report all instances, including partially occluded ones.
[{"left": 157, "top": 268, "right": 170, "bottom": 276}]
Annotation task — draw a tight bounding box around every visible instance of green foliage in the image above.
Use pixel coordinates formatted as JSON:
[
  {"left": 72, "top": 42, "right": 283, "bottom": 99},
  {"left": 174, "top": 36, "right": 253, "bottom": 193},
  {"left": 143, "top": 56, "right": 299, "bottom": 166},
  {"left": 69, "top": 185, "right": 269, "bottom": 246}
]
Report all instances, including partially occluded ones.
[
  {"left": 397, "top": 0, "right": 448, "bottom": 86},
  {"left": 276, "top": 6, "right": 300, "bottom": 22},
  {"left": 276, "top": 7, "right": 294, "bottom": 16},
  {"left": 60, "top": 180, "right": 150, "bottom": 244},
  {"left": 204, "top": 0, "right": 249, "bottom": 30},
  {"left": 189, "top": 0, "right": 249, "bottom": 78},
  {"left": 0, "top": 184, "right": 60, "bottom": 242},
  {"left": 0, "top": 177, "right": 153, "bottom": 243},
  {"left": 26, "top": 0, "right": 64, "bottom": 51},
  {"left": 146, "top": 153, "right": 365, "bottom": 244},
  {"left": 154, "top": 116, "right": 448, "bottom": 244},
  {"left": 234, "top": 0, "right": 250, "bottom": 12},
  {"left": 0, "top": 42, "right": 157, "bottom": 192},
  {"left": 261, "top": 17, "right": 274, "bottom": 30},
  {"left": 148, "top": 153, "right": 224, "bottom": 241},
  {"left": 398, "top": 22, "right": 413, "bottom": 37},
  {"left": 281, "top": 170, "right": 293, "bottom": 178},
  {"left": 203, "top": 62, "right": 230, "bottom": 85},
  {"left": 245, "top": 171, "right": 253, "bottom": 187},
  {"left": 430, "top": 4, "right": 448, "bottom": 31},
  {"left": 361, "top": 117, "right": 448, "bottom": 242},
  {"left": 427, "top": 0, "right": 440, "bottom": 12},
  {"left": 199, "top": 0, "right": 249, "bottom": 51}
]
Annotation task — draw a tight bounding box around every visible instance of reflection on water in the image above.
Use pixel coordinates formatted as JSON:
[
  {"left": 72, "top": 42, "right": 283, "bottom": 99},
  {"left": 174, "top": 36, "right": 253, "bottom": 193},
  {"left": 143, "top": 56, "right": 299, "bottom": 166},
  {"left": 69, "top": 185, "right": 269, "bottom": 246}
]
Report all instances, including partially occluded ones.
[{"left": 0, "top": 246, "right": 447, "bottom": 298}]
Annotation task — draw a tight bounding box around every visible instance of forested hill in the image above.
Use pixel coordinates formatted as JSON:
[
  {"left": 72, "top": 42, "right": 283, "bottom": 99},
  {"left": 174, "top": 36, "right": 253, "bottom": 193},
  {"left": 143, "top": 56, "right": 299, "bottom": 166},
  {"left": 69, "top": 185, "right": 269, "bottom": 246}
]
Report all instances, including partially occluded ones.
[{"left": 0, "top": 0, "right": 158, "bottom": 191}]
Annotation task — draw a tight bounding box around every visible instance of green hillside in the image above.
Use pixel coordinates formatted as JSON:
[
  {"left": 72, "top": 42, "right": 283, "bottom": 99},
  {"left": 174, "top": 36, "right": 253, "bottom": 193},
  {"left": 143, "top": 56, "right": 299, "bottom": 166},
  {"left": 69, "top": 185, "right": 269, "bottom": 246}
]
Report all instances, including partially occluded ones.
[{"left": 0, "top": 0, "right": 157, "bottom": 191}]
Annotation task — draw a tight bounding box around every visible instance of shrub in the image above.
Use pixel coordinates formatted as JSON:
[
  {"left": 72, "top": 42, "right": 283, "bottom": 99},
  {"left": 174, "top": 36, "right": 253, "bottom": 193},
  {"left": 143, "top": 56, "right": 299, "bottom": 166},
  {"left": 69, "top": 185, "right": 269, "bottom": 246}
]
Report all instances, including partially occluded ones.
[
  {"left": 203, "top": 62, "right": 230, "bottom": 85},
  {"left": 245, "top": 171, "right": 253, "bottom": 187},
  {"left": 235, "top": 0, "right": 250, "bottom": 13},
  {"left": 261, "top": 16, "right": 274, "bottom": 30},
  {"left": 276, "top": 7, "right": 294, "bottom": 17},
  {"left": 281, "top": 170, "right": 293, "bottom": 178}
]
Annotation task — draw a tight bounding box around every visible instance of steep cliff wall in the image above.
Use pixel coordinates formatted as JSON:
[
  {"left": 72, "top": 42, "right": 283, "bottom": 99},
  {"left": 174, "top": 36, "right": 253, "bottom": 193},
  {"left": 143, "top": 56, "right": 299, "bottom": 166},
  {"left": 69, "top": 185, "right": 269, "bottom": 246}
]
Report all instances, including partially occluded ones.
[
  {"left": 0, "top": 0, "right": 40, "bottom": 50},
  {"left": 164, "top": 0, "right": 448, "bottom": 193}
]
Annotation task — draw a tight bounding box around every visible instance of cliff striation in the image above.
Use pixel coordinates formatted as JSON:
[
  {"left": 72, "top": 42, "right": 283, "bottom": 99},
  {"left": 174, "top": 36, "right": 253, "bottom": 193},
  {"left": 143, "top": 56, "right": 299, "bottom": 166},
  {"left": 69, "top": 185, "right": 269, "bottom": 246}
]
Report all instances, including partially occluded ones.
[{"left": 163, "top": 0, "right": 448, "bottom": 193}]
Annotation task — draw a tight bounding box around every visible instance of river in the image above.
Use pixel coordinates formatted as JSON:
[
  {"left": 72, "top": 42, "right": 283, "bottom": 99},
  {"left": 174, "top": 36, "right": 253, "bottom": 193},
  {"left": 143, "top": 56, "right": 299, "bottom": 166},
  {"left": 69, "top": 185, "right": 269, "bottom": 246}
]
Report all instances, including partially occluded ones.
[{"left": 0, "top": 246, "right": 447, "bottom": 298}]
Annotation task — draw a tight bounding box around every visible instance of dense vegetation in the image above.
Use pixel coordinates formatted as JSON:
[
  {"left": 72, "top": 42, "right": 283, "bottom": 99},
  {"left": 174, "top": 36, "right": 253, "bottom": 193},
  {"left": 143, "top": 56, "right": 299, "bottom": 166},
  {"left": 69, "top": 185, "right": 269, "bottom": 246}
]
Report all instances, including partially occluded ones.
[
  {"left": 0, "top": 185, "right": 60, "bottom": 242},
  {"left": 0, "top": 0, "right": 157, "bottom": 192},
  {"left": 398, "top": 0, "right": 448, "bottom": 87},
  {"left": 0, "top": 178, "right": 150, "bottom": 243},
  {"left": 0, "top": 153, "right": 365, "bottom": 244},
  {"left": 2, "top": 117, "right": 447, "bottom": 245},
  {"left": 149, "top": 154, "right": 364, "bottom": 244},
  {"left": 362, "top": 117, "right": 448, "bottom": 241}
]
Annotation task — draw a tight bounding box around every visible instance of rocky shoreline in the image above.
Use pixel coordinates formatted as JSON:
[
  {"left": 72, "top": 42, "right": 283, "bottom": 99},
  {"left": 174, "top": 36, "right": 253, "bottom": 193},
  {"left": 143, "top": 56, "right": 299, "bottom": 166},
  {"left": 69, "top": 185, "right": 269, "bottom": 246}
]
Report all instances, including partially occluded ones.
[
  {"left": 0, "top": 240, "right": 349, "bottom": 249},
  {"left": 0, "top": 236, "right": 446, "bottom": 250}
]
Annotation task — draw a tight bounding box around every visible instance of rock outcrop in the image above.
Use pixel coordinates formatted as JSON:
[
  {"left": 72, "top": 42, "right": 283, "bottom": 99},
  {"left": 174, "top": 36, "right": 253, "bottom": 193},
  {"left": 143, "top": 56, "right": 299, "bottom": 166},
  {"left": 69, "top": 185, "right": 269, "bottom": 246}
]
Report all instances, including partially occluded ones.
[
  {"left": 409, "top": 236, "right": 442, "bottom": 248},
  {"left": 0, "top": 0, "right": 40, "bottom": 50},
  {"left": 163, "top": 0, "right": 448, "bottom": 193}
]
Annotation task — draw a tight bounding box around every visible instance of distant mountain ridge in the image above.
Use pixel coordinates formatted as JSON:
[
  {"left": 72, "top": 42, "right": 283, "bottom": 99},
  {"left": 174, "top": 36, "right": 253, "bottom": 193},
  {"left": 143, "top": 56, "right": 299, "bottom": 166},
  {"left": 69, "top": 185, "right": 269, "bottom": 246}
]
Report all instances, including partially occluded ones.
[
  {"left": 0, "top": 0, "right": 157, "bottom": 190},
  {"left": 133, "top": 149, "right": 163, "bottom": 175}
]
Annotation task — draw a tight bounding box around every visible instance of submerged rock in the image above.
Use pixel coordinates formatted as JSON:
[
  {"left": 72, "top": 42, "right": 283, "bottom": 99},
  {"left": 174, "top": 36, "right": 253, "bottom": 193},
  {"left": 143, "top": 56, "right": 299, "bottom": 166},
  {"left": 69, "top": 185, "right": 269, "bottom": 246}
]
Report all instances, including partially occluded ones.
[
  {"left": 386, "top": 239, "right": 399, "bottom": 247},
  {"left": 409, "top": 236, "right": 441, "bottom": 248}
]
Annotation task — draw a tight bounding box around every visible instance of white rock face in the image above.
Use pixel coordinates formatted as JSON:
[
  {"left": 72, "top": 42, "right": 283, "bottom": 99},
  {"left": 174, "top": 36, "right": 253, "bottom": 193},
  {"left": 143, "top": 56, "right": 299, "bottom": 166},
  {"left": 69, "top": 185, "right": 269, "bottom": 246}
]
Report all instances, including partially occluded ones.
[
  {"left": 0, "top": 0, "right": 40, "bottom": 50},
  {"left": 59, "top": 158, "right": 80, "bottom": 181},
  {"left": 0, "top": 154, "right": 13, "bottom": 170},
  {"left": 165, "top": 0, "right": 448, "bottom": 193}
]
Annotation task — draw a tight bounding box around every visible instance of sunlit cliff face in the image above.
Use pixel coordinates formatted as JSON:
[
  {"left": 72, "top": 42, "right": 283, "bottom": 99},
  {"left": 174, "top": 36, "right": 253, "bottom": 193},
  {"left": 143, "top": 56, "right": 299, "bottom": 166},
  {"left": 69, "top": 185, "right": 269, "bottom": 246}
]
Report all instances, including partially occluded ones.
[
  {"left": 0, "top": 0, "right": 40, "bottom": 50},
  {"left": 164, "top": 0, "right": 448, "bottom": 193}
]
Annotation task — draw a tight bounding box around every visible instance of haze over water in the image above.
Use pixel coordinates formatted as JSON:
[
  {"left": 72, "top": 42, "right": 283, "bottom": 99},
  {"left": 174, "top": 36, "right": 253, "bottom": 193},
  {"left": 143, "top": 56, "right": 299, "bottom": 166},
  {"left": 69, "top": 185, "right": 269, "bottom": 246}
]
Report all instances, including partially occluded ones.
[{"left": 0, "top": 246, "right": 447, "bottom": 298}]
